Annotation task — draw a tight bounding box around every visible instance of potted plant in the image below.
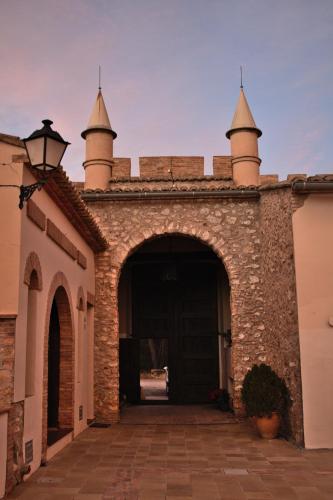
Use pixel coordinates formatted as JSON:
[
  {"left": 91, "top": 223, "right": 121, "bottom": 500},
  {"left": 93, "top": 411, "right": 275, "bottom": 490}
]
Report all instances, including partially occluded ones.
[{"left": 241, "top": 363, "right": 291, "bottom": 439}]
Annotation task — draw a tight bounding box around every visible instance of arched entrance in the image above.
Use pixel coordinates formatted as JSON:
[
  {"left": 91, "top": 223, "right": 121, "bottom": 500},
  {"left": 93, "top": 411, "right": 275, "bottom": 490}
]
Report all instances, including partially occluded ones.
[
  {"left": 119, "top": 234, "right": 231, "bottom": 406},
  {"left": 46, "top": 286, "right": 74, "bottom": 446}
]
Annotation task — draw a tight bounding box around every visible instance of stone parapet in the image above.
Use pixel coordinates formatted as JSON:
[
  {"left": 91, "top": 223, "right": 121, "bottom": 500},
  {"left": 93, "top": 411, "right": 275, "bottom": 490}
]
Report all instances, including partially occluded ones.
[
  {"left": 139, "top": 156, "right": 204, "bottom": 178},
  {"left": 111, "top": 158, "right": 131, "bottom": 178},
  {"left": 260, "top": 174, "right": 279, "bottom": 185},
  {"left": 213, "top": 156, "right": 232, "bottom": 178},
  {"left": 105, "top": 176, "right": 234, "bottom": 193}
]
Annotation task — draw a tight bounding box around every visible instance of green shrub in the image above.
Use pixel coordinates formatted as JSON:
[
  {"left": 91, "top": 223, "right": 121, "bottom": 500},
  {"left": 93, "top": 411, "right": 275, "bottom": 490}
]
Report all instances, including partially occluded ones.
[{"left": 241, "top": 363, "right": 291, "bottom": 418}]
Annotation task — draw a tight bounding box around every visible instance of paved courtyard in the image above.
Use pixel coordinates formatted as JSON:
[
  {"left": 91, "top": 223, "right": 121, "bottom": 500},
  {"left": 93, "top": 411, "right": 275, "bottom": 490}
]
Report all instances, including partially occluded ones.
[{"left": 8, "top": 406, "right": 333, "bottom": 500}]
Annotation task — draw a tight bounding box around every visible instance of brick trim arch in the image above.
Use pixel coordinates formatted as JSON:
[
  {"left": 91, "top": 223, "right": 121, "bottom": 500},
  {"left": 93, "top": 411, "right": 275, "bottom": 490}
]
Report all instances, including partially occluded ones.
[
  {"left": 23, "top": 251, "right": 43, "bottom": 290},
  {"left": 41, "top": 272, "right": 74, "bottom": 458},
  {"left": 77, "top": 286, "right": 86, "bottom": 311},
  {"left": 115, "top": 229, "right": 233, "bottom": 287},
  {"left": 94, "top": 228, "right": 235, "bottom": 424}
]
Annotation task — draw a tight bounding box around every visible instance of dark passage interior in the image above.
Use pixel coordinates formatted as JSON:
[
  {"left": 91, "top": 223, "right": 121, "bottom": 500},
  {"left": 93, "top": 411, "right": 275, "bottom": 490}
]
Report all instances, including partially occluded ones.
[
  {"left": 119, "top": 235, "right": 231, "bottom": 405},
  {"left": 47, "top": 289, "right": 73, "bottom": 446},
  {"left": 48, "top": 300, "right": 60, "bottom": 429}
]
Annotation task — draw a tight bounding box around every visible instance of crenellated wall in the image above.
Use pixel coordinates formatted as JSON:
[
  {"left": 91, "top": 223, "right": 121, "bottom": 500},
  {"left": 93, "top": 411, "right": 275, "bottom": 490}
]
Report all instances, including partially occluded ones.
[
  {"left": 86, "top": 156, "right": 234, "bottom": 182},
  {"left": 83, "top": 155, "right": 285, "bottom": 188}
]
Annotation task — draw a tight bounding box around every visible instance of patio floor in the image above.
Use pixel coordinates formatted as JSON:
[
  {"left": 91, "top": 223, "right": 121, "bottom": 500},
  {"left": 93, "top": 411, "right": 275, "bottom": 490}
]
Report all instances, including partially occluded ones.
[{"left": 7, "top": 406, "right": 333, "bottom": 499}]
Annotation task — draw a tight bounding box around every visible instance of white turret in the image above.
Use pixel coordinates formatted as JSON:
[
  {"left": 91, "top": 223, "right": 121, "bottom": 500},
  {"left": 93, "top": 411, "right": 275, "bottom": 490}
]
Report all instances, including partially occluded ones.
[
  {"left": 226, "top": 87, "right": 262, "bottom": 186},
  {"left": 82, "top": 89, "right": 117, "bottom": 190}
]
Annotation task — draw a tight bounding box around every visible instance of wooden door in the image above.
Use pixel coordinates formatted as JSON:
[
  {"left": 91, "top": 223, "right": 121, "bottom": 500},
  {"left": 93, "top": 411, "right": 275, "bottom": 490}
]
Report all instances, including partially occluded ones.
[
  {"left": 175, "top": 263, "right": 218, "bottom": 403},
  {"left": 132, "top": 259, "right": 218, "bottom": 403}
]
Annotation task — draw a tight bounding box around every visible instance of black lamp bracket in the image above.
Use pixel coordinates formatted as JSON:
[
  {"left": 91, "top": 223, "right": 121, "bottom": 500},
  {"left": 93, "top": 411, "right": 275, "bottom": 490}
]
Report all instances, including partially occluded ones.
[
  {"left": 0, "top": 180, "right": 46, "bottom": 209},
  {"left": 19, "top": 180, "right": 46, "bottom": 209}
]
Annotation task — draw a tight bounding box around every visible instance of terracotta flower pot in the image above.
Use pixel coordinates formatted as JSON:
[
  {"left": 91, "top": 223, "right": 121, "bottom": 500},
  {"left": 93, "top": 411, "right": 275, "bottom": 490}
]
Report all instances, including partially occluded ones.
[{"left": 255, "top": 412, "right": 280, "bottom": 439}]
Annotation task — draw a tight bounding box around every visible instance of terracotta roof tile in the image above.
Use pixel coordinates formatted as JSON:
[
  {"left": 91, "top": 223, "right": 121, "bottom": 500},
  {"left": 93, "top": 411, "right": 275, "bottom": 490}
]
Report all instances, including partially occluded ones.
[
  {"left": 33, "top": 165, "right": 108, "bottom": 252},
  {"left": 0, "top": 133, "right": 24, "bottom": 148}
]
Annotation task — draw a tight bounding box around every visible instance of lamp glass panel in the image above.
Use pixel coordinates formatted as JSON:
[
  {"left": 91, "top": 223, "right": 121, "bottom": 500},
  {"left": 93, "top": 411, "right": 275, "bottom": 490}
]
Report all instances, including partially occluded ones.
[
  {"left": 45, "top": 137, "right": 66, "bottom": 169},
  {"left": 25, "top": 137, "right": 44, "bottom": 167}
]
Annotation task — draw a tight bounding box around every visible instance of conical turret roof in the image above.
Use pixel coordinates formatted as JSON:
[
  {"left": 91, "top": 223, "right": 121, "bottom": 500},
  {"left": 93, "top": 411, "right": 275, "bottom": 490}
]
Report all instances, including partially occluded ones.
[
  {"left": 81, "top": 90, "right": 117, "bottom": 139},
  {"left": 226, "top": 87, "right": 262, "bottom": 139}
]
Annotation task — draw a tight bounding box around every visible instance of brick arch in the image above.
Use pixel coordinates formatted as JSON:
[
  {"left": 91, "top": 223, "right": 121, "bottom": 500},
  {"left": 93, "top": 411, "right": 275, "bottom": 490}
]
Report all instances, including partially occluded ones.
[
  {"left": 41, "top": 272, "right": 74, "bottom": 458},
  {"left": 23, "top": 251, "right": 43, "bottom": 290},
  {"left": 77, "top": 286, "right": 86, "bottom": 311},
  {"left": 114, "top": 226, "right": 234, "bottom": 289}
]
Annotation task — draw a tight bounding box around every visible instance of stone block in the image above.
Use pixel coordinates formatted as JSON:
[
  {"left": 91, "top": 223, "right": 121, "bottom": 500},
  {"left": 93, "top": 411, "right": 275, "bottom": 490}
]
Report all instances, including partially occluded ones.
[
  {"left": 139, "top": 156, "right": 204, "bottom": 178},
  {"left": 213, "top": 156, "right": 232, "bottom": 178}
]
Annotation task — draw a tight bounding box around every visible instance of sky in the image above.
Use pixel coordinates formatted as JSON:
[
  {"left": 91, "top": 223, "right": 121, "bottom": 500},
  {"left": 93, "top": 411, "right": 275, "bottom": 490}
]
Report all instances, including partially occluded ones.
[{"left": 1, "top": 0, "right": 333, "bottom": 180}]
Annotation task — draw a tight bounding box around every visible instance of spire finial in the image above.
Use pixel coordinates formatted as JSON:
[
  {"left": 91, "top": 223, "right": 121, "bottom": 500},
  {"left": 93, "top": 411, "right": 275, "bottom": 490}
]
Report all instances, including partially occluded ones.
[
  {"left": 98, "top": 65, "right": 102, "bottom": 91},
  {"left": 240, "top": 65, "right": 243, "bottom": 89}
]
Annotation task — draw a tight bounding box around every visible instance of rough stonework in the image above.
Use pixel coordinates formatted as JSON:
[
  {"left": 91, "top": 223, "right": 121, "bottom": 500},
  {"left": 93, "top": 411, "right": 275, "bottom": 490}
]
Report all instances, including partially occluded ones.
[
  {"left": 91, "top": 175, "right": 234, "bottom": 193},
  {"left": 86, "top": 177, "right": 270, "bottom": 424},
  {"left": 6, "top": 401, "right": 24, "bottom": 495},
  {"left": 82, "top": 172, "right": 305, "bottom": 444},
  {"left": 0, "top": 317, "right": 15, "bottom": 414},
  {"left": 260, "top": 187, "right": 303, "bottom": 444}
]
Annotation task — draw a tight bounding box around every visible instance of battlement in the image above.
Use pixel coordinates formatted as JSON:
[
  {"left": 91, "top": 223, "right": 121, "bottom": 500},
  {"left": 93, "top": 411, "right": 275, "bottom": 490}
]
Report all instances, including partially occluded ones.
[
  {"left": 110, "top": 156, "right": 233, "bottom": 180},
  {"left": 82, "top": 155, "right": 305, "bottom": 191}
]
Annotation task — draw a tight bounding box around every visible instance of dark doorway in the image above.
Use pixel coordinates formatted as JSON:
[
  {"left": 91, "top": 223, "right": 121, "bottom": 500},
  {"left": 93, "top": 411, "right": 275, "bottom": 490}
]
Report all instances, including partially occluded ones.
[
  {"left": 133, "top": 260, "right": 218, "bottom": 403},
  {"left": 140, "top": 338, "right": 168, "bottom": 401},
  {"left": 47, "top": 288, "right": 74, "bottom": 447},
  {"left": 48, "top": 299, "right": 60, "bottom": 429},
  {"left": 119, "top": 235, "right": 230, "bottom": 405}
]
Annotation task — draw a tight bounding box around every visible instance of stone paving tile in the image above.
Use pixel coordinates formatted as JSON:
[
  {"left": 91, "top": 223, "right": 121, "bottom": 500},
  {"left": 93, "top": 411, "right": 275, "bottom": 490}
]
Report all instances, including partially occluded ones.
[{"left": 6, "top": 407, "right": 333, "bottom": 500}]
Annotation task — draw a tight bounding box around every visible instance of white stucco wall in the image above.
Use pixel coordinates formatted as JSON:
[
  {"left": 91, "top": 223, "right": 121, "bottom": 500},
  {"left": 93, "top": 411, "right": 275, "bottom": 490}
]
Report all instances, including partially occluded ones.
[
  {"left": 13, "top": 165, "right": 96, "bottom": 476},
  {"left": 0, "top": 143, "right": 25, "bottom": 315},
  {"left": 293, "top": 193, "right": 333, "bottom": 448}
]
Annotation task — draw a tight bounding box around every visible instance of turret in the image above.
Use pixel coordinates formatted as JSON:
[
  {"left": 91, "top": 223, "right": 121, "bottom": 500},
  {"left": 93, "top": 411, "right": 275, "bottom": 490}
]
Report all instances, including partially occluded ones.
[
  {"left": 82, "top": 89, "right": 117, "bottom": 190},
  {"left": 226, "top": 86, "right": 262, "bottom": 186}
]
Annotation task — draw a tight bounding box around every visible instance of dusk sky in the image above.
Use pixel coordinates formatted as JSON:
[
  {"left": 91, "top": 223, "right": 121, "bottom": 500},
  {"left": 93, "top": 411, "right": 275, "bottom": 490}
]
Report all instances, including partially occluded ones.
[{"left": 1, "top": 0, "right": 333, "bottom": 180}]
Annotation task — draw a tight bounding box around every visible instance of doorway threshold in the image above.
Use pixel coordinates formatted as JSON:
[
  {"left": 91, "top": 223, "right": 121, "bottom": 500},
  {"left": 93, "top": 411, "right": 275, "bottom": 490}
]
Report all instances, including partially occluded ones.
[
  {"left": 46, "top": 428, "right": 73, "bottom": 461},
  {"left": 47, "top": 428, "right": 73, "bottom": 447},
  {"left": 120, "top": 404, "right": 239, "bottom": 425}
]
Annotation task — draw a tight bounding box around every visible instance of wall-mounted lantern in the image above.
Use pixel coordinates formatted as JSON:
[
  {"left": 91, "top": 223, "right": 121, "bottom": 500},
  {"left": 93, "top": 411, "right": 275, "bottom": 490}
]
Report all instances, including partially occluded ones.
[{"left": 1, "top": 119, "right": 70, "bottom": 209}]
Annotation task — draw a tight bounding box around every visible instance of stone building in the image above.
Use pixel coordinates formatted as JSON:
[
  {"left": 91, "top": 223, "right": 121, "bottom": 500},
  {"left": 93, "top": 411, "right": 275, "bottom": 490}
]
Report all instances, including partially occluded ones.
[{"left": 1, "top": 85, "right": 333, "bottom": 497}]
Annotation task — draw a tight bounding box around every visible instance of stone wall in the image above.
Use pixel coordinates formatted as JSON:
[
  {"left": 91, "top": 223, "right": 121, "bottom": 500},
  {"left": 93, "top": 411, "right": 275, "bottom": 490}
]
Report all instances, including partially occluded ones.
[
  {"left": 260, "top": 187, "right": 303, "bottom": 444},
  {"left": 0, "top": 317, "right": 15, "bottom": 414},
  {"left": 86, "top": 189, "right": 269, "bottom": 424},
  {"left": 0, "top": 317, "right": 16, "bottom": 494},
  {"left": 6, "top": 401, "right": 24, "bottom": 495}
]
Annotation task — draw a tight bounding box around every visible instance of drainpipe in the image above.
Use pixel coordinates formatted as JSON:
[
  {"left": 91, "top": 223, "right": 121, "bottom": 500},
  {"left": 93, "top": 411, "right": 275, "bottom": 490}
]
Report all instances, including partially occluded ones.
[
  {"left": 292, "top": 181, "right": 333, "bottom": 194},
  {"left": 81, "top": 189, "right": 260, "bottom": 202}
]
